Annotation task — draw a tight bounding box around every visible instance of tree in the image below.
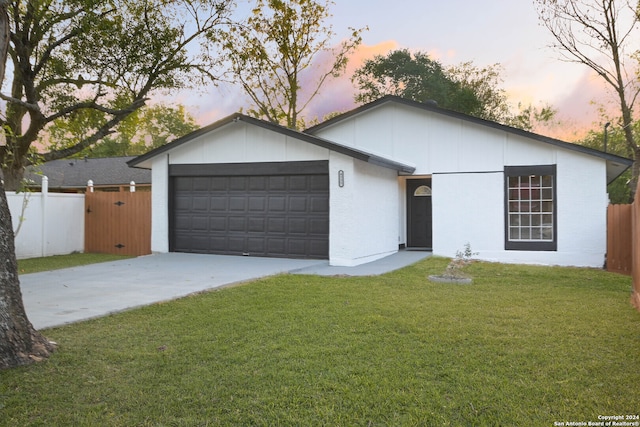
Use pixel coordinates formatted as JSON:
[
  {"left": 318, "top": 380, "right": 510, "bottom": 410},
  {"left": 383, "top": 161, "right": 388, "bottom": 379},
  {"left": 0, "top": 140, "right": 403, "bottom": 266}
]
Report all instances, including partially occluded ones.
[
  {"left": 352, "top": 49, "right": 556, "bottom": 129},
  {"left": 48, "top": 104, "right": 199, "bottom": 157},
  {"left": 353, "top": 50, "right": 483, "bottom": 117},
  {"left": 219, "top": 0, "right": 365, "bottom": 129},
  {"left": 579, "top": 117, "right": 639, "bottom": 203},
  {"left": 0, "top": 0, "right": 55, "bottom": 370},
  {"left": 0, "top": 0, "right": 234, "bottom": 190},
  {"left": 534, "top": 0, "right": 640, "bottom": 197}
]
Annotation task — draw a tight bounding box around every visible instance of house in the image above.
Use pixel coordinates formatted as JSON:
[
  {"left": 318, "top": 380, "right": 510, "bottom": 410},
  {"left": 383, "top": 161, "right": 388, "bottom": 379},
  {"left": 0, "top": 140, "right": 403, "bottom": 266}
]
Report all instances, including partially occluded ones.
[
  {"left": 24, "top": 156, "right": 151, "bottom": 193},
  {"left": 128, "top": 96, "right": 632, "bottom": 268}
]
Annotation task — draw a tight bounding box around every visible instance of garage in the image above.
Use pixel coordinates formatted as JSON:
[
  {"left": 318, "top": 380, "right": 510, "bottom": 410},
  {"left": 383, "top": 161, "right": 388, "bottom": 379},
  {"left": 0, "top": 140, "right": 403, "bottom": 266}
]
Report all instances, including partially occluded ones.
[{"left": 169, "top": 161, "right": 329, "bottom": 259}]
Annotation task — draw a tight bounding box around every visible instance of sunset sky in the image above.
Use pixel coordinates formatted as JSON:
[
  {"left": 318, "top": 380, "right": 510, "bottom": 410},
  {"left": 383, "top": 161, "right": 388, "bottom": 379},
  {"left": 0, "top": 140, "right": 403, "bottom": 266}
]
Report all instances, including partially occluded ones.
[{"left": 172, "top": 0, "right": 628, "bottom": 141}]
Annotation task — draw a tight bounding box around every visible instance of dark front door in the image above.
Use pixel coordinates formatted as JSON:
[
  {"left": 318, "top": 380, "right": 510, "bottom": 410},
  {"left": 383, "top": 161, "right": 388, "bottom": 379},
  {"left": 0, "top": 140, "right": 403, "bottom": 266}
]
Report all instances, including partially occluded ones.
[{"left": 407, "top": 179, "right": 432, "bottom": 249}]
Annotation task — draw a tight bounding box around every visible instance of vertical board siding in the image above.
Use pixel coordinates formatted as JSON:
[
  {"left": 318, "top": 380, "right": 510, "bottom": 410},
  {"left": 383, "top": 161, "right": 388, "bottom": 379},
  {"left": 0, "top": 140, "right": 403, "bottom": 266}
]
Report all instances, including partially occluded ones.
[
  {"left": 85, "top": 191, "right": 151, "bottom": 256},
  {"left": 607, "top": 204, "right": 632, "bottom": 275},
  {"left": 632, "top": 184, "right": 640, "bottom": 311},
  {"left": 608, "top": 178, "right": 640, "bottom": 312}
]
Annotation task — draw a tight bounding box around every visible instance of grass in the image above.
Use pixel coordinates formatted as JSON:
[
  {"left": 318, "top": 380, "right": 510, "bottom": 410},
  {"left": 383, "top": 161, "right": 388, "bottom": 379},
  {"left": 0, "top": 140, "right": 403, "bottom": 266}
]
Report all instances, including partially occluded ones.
[
  {"left": 17, "top": 253, "right": 133, "bottom": 275},
  {"left": 1, "top": 257, "right": 639, "bottom": 426}
]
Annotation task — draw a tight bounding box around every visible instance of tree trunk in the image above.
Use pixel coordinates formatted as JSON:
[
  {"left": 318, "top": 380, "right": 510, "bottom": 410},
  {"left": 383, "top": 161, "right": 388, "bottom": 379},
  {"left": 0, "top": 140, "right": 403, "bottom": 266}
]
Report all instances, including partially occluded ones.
[
  {"left": 0, "top": 180, "right": 56, "bottom": 369},
  {"left": 0, "top": 0, "right": 55, "bottom": 369}
]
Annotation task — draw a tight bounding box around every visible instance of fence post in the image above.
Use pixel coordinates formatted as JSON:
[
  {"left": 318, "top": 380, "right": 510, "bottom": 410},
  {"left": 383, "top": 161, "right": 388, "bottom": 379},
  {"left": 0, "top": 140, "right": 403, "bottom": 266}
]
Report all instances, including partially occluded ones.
[
  {"left": 41, "top": 175, "right": 48, "bottom": 257},
  {"left": 130, "top": 181, "right": 136, "bottom": 193},
  {"left": 87, "top": 179, "right": 94, "bottom": 193}
]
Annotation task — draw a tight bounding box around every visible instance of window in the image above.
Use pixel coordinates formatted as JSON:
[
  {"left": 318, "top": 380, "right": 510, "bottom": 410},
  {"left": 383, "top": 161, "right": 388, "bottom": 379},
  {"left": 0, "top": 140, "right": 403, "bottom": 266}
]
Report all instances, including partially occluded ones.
[
  {"left": 413, "top": 185, "right": 432, "bottom": 196},
  {"left": 505, "top": 165, "right": 556, "bottom": 251}
]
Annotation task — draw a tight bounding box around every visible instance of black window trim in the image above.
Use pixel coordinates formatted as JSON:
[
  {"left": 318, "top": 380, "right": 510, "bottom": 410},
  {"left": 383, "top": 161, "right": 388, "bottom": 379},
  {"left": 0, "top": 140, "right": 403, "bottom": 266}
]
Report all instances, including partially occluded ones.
[{"left": 504, "top": 164, "right": 557, "bottom": 251}]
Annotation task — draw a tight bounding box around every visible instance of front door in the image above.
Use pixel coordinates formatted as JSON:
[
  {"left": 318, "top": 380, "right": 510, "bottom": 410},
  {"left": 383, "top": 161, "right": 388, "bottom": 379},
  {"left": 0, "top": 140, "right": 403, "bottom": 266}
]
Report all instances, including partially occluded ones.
[{"left": 407, "top": 179, "right": 432, "bottom": 249}]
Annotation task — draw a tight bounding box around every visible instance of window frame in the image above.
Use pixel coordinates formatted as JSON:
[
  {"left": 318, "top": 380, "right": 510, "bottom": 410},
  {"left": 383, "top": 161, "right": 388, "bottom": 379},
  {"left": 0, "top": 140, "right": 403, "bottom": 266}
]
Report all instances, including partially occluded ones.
[{"left": 504, "top": 165, "right": 557, "bottom": 251}]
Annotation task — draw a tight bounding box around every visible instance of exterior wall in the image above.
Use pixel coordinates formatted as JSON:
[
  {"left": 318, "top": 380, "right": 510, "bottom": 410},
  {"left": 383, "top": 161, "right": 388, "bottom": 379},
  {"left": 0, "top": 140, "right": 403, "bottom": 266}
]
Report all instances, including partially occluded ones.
[
  {"left": 315, "top": 102, "right": 610, "bottom": 267},
  {"left": 150, "top": 122, "right": 331, "bottom": 254},
  {"left": 329, "top": 153, "right": 400, "bottom": 266},
  {"left": 7, "top": 190, "right": 84, "bottom": 259},
  {"left": 150, "top": 155, "right": 170, "bottom": 253}
]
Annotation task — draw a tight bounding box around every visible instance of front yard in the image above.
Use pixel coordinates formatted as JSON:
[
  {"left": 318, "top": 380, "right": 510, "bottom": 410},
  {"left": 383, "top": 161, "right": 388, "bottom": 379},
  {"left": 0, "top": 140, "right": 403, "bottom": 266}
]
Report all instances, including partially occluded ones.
[{"left": 2, "top": 257, "right": 639, "bottom": 426}]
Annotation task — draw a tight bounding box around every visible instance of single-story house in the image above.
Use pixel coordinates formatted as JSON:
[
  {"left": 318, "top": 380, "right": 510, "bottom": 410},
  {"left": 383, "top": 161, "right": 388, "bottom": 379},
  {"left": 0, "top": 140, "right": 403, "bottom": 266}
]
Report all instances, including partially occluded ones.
[
  {"left": 128, "top": 96, "right": 632, "bottom": 268},
  {"left": 24, "top": 156, "right": 151, "bottom": 193}
]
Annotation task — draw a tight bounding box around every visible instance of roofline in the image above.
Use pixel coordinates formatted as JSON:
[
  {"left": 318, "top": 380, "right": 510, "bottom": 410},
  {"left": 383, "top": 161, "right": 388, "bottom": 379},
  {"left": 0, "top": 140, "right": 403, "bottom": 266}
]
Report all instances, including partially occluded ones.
[
  {"left": 305, "top": 95, "right": 634, "bottom": 168},
  {"left": 127, "top": 112, "right": 416, "bottom": 174}
]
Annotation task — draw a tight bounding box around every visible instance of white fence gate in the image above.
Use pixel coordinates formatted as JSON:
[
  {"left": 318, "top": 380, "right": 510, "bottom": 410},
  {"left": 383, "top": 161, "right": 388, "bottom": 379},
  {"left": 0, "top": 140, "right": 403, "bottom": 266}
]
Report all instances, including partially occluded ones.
[{"left": 6, "top": 177, "right": 85, "bottom": 259}]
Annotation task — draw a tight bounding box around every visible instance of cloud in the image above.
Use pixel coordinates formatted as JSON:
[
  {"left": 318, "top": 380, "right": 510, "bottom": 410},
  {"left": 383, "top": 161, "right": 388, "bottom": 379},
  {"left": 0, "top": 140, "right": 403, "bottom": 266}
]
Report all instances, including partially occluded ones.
[{"left": 302, "top": 40, "right": 401, "bottom": 122}]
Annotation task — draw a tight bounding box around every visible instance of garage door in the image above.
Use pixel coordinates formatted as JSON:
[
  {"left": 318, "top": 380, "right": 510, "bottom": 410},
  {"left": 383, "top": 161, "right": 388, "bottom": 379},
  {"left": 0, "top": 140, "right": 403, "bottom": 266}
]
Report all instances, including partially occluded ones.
[{"left": 169, "top": 161, "right": 329, "bottom": 259}]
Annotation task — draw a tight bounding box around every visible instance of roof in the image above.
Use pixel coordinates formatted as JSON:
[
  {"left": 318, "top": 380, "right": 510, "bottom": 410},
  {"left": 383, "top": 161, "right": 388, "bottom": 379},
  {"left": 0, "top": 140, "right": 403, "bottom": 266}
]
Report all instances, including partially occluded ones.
[
  {"left": 127, "top": 113, "right": 416, "bottom": 174},
  {"left": 305, "top": 96, "right": 633, "bottom": 184},
  {"left": 25, "top": 156, "right": 151, "bottom": 189}
]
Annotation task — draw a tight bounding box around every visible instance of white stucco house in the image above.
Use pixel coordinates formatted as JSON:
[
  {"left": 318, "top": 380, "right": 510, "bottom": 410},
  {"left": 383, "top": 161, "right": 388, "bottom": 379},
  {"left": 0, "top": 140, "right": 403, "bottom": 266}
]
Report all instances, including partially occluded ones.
[{"left": 128, "top": 96, "right": 632, "bottom": 268}]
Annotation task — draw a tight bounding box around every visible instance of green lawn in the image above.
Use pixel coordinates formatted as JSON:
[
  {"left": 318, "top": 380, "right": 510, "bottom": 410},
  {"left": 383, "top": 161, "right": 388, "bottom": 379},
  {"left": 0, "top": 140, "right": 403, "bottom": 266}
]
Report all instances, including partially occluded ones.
[
  {"left": 17, "top": 253, "right": 133, "bottom": 275},
  {"left": 2, "top": 257, "right": 639, "bottom": 426}
]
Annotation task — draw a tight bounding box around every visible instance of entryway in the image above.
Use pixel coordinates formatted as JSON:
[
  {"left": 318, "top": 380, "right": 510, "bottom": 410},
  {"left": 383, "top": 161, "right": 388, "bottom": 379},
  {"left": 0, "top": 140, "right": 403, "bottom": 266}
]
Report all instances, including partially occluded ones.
[{"left": 406, "top": 178, "right": 433, "bottom": 249}]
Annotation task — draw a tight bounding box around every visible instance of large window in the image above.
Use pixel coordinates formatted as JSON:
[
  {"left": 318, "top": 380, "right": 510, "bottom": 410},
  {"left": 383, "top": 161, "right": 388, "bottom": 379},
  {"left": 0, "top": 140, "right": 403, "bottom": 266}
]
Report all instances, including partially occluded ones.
[{"left": 505, "top": 165, "right": 556, "bottom": 251}]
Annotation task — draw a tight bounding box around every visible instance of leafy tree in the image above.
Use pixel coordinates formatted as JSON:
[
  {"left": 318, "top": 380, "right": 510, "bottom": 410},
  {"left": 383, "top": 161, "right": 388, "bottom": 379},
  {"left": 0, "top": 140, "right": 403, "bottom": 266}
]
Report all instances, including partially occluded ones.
[
  {"left": 534, "top": 0, "right": 640, "bottom": 198},
  {"left": 0, "top": 0, "right": 55, "bottom": 370},
  {"left": 0, "top": 0, "right": 234, "bottom": 190},
  {"left": 353, "top": 50, "right": 483, "bottom": 117},
  {"left": 48, "top": 104, "right": 199, "bottom": 158},
  {"left": 219, "top": 0, "right": 365, "bottom": 129},
  {"left": 579, "top": 118, "right": 639, "bottom": 203},
  {"left": 352, "top": 49, "right": 556, "bottom": 130}
]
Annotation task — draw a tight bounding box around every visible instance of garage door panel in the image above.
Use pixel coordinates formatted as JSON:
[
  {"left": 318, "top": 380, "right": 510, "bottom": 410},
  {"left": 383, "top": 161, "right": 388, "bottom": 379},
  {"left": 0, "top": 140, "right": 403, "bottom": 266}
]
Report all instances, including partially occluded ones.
[
  {"left": 309, "top": 218, "right": 329, "bottom": 234},
  {"left": 289, "top": 176, "right": 308, "bottom": 191},
  {"left": 247, "top": 238, "right": 265, "bottom": 253},
  {"left": 210, "top": 177, "right": 228, "bottom": 191},
  {"left": 268, "top": 197, "right": 287, "bottom": 212},
  {"left": 248, "top": 197, "right": 266, "bottom": 212},
  {"left": 192, "top": 177, "right": 211, "bottom": 191},
  {"left": 210, "top": 217, "right": 226, "bottom": 231},
  {"left": 289, "top": 196, "right": 308, "bottom": 212},
  {"left": 248, "top": 217, "right": 266, "bottom": 232},
  {"left": 268, "top": 176, "right": 287, "bottom": 190},
  {"left": 249, "top": 176, "right": 267, "bottom": 190},
  {"left": 171, "top": 169, "right": 328, "bottom": 259},
  {"left": 310, "top": 175, "right": 330, "bottom": 191},
  {"left": 229, "top": 177, "right": 247, "bottom": 190},
  {"left": 267, "top": 217, "right": 286, "bottom": 233},
  {"left": 210, "top": 196, "right": 227, "bottom": 211},
  {"left": 192, "top": 196, "right": 209, "bottom": 211},
  {"left": 228, "top": 217, "right": 246, "bottom": 231},
  {"left": 288, "top": 218, "right": 308, "bottom": 234},
  {"left": 310, "top": 197, "right": 329, "bottom": 213}
]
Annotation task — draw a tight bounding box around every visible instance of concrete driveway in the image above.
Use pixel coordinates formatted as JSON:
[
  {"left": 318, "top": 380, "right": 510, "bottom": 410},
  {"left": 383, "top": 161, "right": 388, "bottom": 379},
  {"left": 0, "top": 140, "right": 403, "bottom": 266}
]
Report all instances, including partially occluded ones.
[{"left": 21, "top": 251, "right": 430, "bottom": 330}]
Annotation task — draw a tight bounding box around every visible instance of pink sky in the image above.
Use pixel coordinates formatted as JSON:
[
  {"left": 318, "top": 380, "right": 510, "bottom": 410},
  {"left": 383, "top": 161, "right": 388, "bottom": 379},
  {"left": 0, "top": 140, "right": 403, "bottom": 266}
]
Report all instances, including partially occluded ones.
[{"left": 166, "top": 0, "right": 636, "bottom": 142}]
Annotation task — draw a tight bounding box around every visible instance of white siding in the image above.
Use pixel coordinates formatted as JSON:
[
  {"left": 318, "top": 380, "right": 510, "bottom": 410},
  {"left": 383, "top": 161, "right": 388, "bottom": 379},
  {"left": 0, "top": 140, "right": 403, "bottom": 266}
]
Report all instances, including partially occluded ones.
[
  {"left": 329, "top": 153, "right": 399, "bottom": 266},
  {"left": 150, "top": 155, "right": 170, "bottom": 253},
  {"left": 315, "top": 102, "right": 611, "bottom": 267},
  {"left": 169, "top": 122, "right": 329, "bottom": 164}
]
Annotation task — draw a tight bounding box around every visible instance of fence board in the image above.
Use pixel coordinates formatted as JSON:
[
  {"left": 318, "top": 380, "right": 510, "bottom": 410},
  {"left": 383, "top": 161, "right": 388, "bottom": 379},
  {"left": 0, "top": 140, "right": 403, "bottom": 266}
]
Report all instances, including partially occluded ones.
[
  {"left": 632, "top": 182, "right": 640, "bottom": 311},
  {"left": 607, "top": 204, "right": 632, "bottom": 275},
  {"left": 85, "top": 191, "right": 151, "bottom": 256}
]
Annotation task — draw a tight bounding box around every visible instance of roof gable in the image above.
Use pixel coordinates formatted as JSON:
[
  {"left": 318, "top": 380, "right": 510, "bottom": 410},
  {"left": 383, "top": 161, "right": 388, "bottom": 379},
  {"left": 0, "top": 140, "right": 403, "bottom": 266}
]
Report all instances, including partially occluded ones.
[
  {"left": 306, "top": 96, "right": 632, "bottom": 183},
  {"left": 128, "top": 113, "right": 415, "bottom": 174}
]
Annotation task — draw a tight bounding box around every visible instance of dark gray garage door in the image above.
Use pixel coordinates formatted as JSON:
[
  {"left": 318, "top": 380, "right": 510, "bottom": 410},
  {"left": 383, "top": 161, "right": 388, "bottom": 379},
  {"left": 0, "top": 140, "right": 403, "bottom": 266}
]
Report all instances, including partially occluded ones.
[{"left": 169, "top": 161, "right": 329, "bottom": 259}]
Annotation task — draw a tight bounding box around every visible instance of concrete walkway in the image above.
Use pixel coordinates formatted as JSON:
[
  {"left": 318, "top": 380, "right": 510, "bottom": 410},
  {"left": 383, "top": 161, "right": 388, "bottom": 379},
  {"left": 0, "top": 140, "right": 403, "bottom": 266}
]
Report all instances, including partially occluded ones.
[{"left": 21, "top": 250, "right": 431, "bottom": 330}]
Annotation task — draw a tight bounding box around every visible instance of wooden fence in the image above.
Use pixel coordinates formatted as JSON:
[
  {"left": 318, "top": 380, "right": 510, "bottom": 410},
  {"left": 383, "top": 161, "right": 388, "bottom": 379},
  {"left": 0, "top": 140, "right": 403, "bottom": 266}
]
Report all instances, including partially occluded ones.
[
  {"left": 607, "top": 204, "right": 632, "bottom": 275},
  {"left": 85, "top": 190, "right": 151, "bottom": 256},
  {"left": 632, "top": 193, "right": 640, "bottom": 311},
  {"left": 607, "top": 180, "right": 640, "bottom": 311}
]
